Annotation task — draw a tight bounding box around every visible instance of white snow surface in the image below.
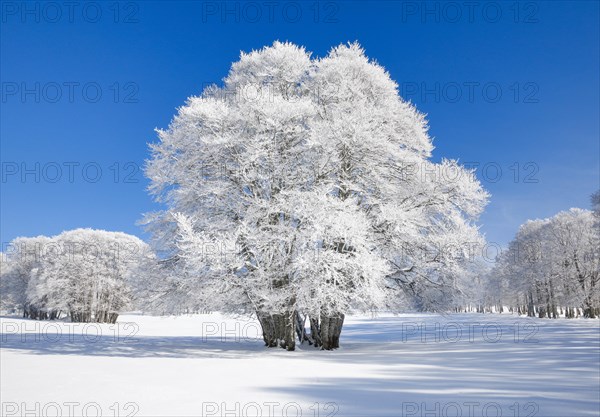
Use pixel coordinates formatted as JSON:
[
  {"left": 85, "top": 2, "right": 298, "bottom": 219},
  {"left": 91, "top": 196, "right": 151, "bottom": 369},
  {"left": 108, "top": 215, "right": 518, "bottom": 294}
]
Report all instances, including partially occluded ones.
[{"left": 1, "top": 313, "right": 599, "bottom": 417}]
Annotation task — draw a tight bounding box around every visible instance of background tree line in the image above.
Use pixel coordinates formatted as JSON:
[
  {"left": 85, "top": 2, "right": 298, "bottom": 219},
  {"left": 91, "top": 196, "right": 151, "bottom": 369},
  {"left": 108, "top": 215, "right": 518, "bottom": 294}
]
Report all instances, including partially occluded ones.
[{"left": 481, "top": 192, "right": 600, "bottom": 319}]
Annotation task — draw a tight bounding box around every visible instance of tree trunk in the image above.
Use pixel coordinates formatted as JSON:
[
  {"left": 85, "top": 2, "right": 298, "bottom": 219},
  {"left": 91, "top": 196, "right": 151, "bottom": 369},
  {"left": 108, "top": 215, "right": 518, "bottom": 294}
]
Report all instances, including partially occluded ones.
[
  {"left": 319, "top": 312, "right": 345, "bottom": 350},
  {"left": 70, "top": 310, "right": 93, "bottom": 323},
  {"left": 295, "top": 311, "right": 312, "bottom": 345},
  {"left": 256, "top": 311, "right": 295, "bottom": 351},
  {"left": 583, "top": 297, "right": 596, "bottom": 318},
  {"left": 109, "top": 313, "right": 119, "bottom": 324},
  {"left": 527, "top": 292, "right": 535, "bottom": 317},
  {"left": 538, "top": 305, "right": 546, "bottom": 318},
  {"left": 310, "top": 317, "right": 322, "bottom": 348}
]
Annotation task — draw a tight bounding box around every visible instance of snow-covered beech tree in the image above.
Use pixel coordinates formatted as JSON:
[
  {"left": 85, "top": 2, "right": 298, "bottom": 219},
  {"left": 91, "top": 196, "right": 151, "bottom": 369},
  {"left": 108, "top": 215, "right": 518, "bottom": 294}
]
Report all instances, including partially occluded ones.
[
  {"left": 22, "top": 229, "right": 152, "bottom": 323},
  {"left": 489, "top": 207, "right": 600, "bottom": 318},
  {"left": 144, "top": 41, "right": 489, "bottom": 350}
]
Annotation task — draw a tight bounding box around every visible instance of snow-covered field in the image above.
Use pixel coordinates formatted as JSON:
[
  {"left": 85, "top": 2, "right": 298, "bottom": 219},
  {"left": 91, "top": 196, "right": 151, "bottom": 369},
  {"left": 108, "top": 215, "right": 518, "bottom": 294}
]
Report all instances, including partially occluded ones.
[{"left": 1, "top": 313, "right": 599, "bottom": 417}]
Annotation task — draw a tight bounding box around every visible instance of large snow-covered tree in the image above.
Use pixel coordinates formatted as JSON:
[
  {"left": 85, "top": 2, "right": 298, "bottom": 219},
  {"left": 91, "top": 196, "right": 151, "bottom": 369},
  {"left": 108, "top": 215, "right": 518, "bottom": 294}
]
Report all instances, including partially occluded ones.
[{"left": 144, "top": 41, "right": 488, "bottom": 350}]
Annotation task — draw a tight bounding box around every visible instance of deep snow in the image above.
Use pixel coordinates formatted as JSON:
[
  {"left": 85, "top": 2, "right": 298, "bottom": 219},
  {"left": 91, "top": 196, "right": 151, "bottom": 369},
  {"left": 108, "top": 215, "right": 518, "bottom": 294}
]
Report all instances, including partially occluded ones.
[{"left": 1, "top": 313, "right": 599, "bottom": 416}]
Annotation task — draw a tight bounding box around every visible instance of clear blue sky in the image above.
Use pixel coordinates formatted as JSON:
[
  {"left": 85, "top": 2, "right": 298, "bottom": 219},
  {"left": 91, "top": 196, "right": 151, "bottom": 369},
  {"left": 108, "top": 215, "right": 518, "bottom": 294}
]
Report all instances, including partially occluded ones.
[{"left": 1, "top": 1, "right": 599, "bottom": 249}]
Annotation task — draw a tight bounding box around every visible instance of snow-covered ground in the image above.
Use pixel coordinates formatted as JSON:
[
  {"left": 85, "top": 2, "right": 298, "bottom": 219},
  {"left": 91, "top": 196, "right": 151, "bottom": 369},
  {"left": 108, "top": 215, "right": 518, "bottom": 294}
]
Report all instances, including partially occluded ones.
[{"left": 1, "top": 313, "right": 599, "bottom": 417}]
